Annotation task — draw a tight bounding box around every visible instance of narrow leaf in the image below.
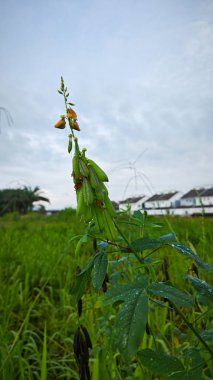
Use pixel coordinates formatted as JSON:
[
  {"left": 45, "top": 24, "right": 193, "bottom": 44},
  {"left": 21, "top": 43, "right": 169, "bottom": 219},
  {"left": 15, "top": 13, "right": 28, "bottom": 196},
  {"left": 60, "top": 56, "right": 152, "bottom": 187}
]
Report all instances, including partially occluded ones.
[
  {"left": 187, "top": 276, "right": 213, "bottom": 303},
  {"left": 148, "top": 282, "right": 194, "bottom": 307},
  {"left": 168, "top": 242, "right": 202, "bottom": 266},
  {"left": 116, "top": 289, "right": 148, "bottom": 359},
  {"left": 71, "top": 264, "right": 93, "bottom": 303},
  {"left": 159, "top": 233, "right": 175, "bottom": 243},
  {"left": 131, "top": 237, "right": 162, "bottom": 252},
  {"left": 41, "top": 323, "right": 47, "bottom": 380},
  {"left": 93, "top": 252, "right": 108, "bottom": 291},
  {"left": 138, "top": 349, "right": 184, "bottom": 374}
]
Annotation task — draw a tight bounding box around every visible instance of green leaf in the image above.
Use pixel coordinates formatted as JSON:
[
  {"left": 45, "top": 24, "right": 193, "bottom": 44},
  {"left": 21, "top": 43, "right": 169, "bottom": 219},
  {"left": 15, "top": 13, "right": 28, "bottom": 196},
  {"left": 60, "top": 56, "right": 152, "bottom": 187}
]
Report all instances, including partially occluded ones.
[
  {"left": 133, "top": 210, "right": 145, "bottom": 220},
  {"left": 104, "top": 279, "right": 147, "bottom": 306},
  {"left": 138, "top": 349, "right": 184, "bottom": 374},
  {"left": 201, "top": 330, "right": 213, "bottom": 341},
  {"left": 71, "top": 262, "right": 93, "bottom": 304},
  {"left": 168, "top": 242, "right": 203, "bottom": 267},
  {"left": 168, "top": 368, "right": 203, "bottom": 380},
  {"left": 93, "top": 252, "right": 108, "bottom": 291},
  {"left": 159, "top": 233, "right": 175, "bottom": 243},
  {"left": 116, "top": 289, "right": 148, "bottom": 359},
  {"left": 131, "top": 237, "right": 162, "bottom": 252},
  {"left": 131, "top": 233, "right": 175, "bottom": 252},
  {"left": 148, "top": 282, "right": 194, "bottom": 307},
  {"left": 187, "top": 276, "right": 213, "bottom": 303},
  {"left": 41, "top": 323, "right": 47, "bottom": 380},
  {"left": 104, "top": 279, "right": 148, "bottom": 359}
]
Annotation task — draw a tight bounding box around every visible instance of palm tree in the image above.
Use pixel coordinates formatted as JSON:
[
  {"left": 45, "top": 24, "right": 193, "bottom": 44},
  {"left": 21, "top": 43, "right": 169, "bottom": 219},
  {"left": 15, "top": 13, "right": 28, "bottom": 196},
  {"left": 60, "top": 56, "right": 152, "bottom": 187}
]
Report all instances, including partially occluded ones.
[{"left": 0, "top": 186, "right": 50, "bottom": 215}]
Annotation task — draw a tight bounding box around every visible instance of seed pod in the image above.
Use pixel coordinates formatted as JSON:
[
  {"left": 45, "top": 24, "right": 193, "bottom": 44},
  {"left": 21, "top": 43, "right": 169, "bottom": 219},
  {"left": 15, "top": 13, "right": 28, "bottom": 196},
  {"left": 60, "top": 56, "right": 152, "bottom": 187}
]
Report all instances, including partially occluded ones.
[
  {"left": 76, "top": 188, "right": 85, "bottom": 215},
  {"left": 73, "top": 328, "right": 89, "bottom": 379},
  {"left": 54, "top": 117, "right": 66, "bottom": 129},
  {"left": 93, "top": 206, "right": 105, "bottom": 232},
  {"left": 146, "top": 322, "right": 151, "bottom": 335},
  {"left": 81, "top": 326, "right": 92, "bottom": 349},
  {"left": 93, "top": 238, "right": 98, "bottom": 252},
  {"left": 75, "top": 238, "right": 83, "bottom": 257},
  {"left": 88, "top": 165, "right": 100, "bottom": 189},
  {"left": 68, "top": 134, "right": 73, "bottom": 153},
  {"left": 102, "top": 273, "right": 109, "bottom": 293},
  {"left": 79, "top": 158, "right": 89, "bottom": 177},
  {"left": 78, "top": 298, "right": 83, "bottom": 317},
  {"left": 84, "top": 205, "right": 93, "bottom": 222},
  {"left": 72, "top": 155, "right": 81, "bottom": 182},
  {"left": 87, "top": 159, "right": 109, "bottom": 182},
  {"left": 191, "top": 262, "right": 199, "bottom": 278},
  {"left": 82, "top": 178, "right": 94, "bottom": 206},
  {"left": 102, "top": 209, "right": 117, "bottom": 241},
  {"left": 104, "top": 195, "right": 116, "bottom": 217}
]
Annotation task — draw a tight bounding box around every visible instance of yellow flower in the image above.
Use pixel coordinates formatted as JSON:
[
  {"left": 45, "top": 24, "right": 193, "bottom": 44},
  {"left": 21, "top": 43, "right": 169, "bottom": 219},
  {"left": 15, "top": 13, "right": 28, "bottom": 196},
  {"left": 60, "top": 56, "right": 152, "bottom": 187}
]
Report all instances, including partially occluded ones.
[
  {"left": 67, "top": 107, "right": 77, "bottom": 119},
  {"left": 72, "top": 120, "right": 80, "bottom": 131},
  {"left": 54, "top": 117, "right": 66, "bottom": 129}
]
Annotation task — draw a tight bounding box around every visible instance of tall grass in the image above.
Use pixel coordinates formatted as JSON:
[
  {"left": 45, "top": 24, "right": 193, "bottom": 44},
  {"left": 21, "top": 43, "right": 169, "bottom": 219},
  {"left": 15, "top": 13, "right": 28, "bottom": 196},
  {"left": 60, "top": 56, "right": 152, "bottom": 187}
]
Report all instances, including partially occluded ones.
[{"left": 0, "top": 212, "right": 212, "bottom": 379}]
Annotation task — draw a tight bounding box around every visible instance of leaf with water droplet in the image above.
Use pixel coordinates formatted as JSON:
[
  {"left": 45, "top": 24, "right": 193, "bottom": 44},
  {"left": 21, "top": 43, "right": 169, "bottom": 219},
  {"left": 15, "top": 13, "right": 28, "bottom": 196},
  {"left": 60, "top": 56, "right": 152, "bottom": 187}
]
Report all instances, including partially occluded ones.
[
  {"left": 116, "top": 289, "right": 148, "bottom": 359},
  {"left": 93, "top": 251, "right": 108, "bottom": 292},
  {"left": 138, "top": 349, "right": 184, "bottom": 374},
  {"left": 104, "top": 279, "right": 148, "bottom": 359},
  {"left": 187, "top": 275, "right": 213, "bottom": 304},
  {"left": 148, "top": 282, "right": 194, "bottom": 307}
]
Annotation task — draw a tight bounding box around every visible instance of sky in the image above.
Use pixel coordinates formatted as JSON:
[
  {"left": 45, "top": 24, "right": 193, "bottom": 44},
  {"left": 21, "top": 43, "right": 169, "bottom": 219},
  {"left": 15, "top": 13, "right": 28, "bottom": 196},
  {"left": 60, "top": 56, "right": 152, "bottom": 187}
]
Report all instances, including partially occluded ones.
[{"left": 0, "top": 0, "right": 213, "bottom": 209}]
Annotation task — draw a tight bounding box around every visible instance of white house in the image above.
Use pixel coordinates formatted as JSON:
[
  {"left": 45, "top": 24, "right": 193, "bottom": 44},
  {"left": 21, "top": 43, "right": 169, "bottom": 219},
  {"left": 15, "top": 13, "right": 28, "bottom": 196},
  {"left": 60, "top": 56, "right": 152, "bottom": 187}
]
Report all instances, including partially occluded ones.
[
  {"left": 180, "top": 187, "right": 213, "bottom": 207},
  {"left": 144, "top": 192, "right": 181, "bottom": 209},
  {"left": 119, "top": 195, "right": 146, "bottom": 212}
]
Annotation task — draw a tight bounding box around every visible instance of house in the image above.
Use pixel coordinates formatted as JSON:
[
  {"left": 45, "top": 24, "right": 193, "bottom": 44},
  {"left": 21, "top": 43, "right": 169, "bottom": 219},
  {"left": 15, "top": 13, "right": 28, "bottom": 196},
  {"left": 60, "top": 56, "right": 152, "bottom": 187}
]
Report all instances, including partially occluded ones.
[
  {"left": 144, "top": 192, "right": 181, "bottom": 210},
  {"left": 118, "top": 195, "right": 146, "bottom": 212},
  {"left": 180, "top": 187, "right": 213, "bottom": 207}
]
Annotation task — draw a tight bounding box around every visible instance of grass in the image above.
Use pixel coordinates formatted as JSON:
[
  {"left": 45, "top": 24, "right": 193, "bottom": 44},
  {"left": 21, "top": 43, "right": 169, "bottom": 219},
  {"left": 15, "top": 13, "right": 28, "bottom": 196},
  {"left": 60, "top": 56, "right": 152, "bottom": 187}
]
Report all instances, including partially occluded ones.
[{"left": 0, "top": 210, "right": 212, "bottom": 379}]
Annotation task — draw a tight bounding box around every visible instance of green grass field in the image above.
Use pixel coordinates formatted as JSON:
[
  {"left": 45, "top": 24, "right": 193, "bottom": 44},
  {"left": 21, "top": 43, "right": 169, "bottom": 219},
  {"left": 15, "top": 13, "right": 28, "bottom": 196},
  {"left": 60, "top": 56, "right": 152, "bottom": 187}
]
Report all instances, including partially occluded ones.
[{"left": 0, "top": 211, "right": 212, "bottom": 379}]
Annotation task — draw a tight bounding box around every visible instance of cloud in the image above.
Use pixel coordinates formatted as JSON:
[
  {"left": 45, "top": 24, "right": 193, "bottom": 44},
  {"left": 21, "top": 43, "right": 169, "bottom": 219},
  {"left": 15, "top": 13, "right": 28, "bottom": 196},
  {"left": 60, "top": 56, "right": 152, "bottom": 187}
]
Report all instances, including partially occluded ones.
[{"left": 0, "top": 0, "right": 212, "bottom": 208}]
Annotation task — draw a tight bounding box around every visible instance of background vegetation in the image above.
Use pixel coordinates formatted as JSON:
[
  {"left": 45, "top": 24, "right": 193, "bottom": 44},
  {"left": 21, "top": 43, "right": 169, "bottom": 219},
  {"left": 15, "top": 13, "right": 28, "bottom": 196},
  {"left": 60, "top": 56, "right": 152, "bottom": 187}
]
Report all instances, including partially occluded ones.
[{"left": 0, "top": 210, "right": 212, "bottom": 379}]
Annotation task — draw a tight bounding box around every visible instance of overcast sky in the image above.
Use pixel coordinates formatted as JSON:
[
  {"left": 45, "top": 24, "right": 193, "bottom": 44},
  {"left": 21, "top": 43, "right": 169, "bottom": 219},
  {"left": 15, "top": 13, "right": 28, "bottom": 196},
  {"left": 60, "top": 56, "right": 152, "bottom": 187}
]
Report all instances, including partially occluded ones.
[{"left": 0, "top": 0, "right": 212, "bottom": 209}]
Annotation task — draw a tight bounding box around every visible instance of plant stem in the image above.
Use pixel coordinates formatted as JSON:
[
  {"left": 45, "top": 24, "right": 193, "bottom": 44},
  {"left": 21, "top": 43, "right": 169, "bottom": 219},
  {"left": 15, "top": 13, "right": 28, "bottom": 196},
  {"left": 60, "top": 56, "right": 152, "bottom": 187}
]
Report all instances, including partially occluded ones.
[
  {"left": 171, "top": 302, "right": 213, "bottom": 357},
  {"left": 114, "top": 221, "right": 143, "bottom": 264}
]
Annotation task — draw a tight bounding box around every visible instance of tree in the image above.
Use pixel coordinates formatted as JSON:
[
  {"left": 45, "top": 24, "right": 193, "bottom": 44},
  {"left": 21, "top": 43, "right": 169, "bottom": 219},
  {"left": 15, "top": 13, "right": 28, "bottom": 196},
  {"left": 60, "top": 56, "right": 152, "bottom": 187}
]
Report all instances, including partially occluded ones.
[{"left": 0, "top": 186, "right": 49, "bottom": 215}]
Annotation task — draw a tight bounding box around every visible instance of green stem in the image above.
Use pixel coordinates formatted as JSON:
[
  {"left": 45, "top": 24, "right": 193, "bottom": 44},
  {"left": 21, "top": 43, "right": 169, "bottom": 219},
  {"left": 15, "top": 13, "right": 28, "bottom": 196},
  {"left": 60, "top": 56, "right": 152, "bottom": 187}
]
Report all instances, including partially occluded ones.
[
  {"left": 63, "top": 91, "right": 75, "bottom": 138},
  {"left": 114, "top": 221, "right": 143, "bottom": 264},
  {"left": 171, "top": 302, "right": 213, "bottom": 357},
  {"left": 194, "top": 305, "right": 213, "bottom": 323}
]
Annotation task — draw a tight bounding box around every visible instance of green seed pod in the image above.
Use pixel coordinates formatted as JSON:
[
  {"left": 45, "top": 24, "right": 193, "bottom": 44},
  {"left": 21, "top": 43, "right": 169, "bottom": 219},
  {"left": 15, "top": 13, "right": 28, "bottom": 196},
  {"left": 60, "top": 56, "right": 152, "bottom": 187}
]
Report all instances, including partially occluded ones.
[
  {"left": 79, "top": 158, "right": 89, "bottom": 177},
  {"left": 93, "top": 206, "right": 105, "bottom": 232},
  {"left": 82, "top": 178, "right": 94, "bottom": 206},
  {"left": 68, "top": 134, "right": 73, "bottom": 153},
  {"left": 74, "top": 137, "right": 80, "bottom": 155},
  {"left": 88, "top": 165, "right": 101, "bottom": 188},
  {"left": 72, "top": 155, "right": 81, "bottom": 182},
  {"left": 75, "top": 238, "right": 83, "bottom": 257},
  {"left": 87, "top": 159, "right": 109, "bottom": 182},
  {"left": 102, "top": 209, "right": 117, "bottom": 241},
  {"left": 104, "top": 195, "right": 116, "bottom": 217},
  {"left": 84, "top": 205, "right": 93, "bottom": 222},
  {"left": 76, "top": 188, "right": 85, "bottom": 215}
]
